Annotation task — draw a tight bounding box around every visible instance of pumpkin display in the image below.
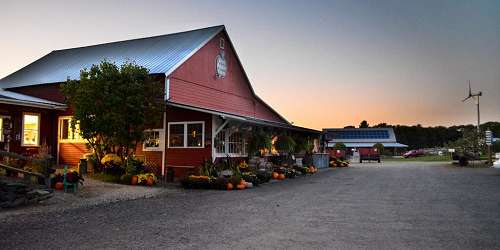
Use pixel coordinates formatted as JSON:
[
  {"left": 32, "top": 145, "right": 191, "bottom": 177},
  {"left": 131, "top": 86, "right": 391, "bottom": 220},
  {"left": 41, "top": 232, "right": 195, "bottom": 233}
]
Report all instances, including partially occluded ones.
[
  {"left": 272, "top": 172, "right": 279, "bottom": 179},
  {"left": 236, "top": 184, "right": 246, "bottom": 190},
  {"left": 278, "top": 173, "right": 285, "bottom": 180},
  {"left": 55, "top": 182, "right": 64, "bottom": 190},
  {"left": 227, "top": 183, "right": 234, "bottom": 191},
  {"left": 131, "top": 175, "right": 138, "bottom": 185},
  {"left": 146, "top": 176, "right": 155, "bottom": 186}
]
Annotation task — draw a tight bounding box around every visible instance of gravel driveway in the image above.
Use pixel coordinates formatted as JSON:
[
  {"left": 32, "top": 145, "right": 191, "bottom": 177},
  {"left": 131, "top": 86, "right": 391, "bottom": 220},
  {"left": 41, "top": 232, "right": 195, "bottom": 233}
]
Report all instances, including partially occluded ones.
[{"left": 1, "top": 162, "right": 500, "bottom": 249}]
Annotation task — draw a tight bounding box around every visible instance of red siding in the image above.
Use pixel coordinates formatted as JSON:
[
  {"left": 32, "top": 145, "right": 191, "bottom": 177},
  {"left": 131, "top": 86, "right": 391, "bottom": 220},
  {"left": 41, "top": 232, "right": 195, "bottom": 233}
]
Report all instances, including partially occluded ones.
[
  {"left": 169, "top": 32, "right": 286, "bottom": 124},
  {"left": 165, "top": 106, "right": 212, "bottom": 177},
  {"left": 58, "top": 143, "right": 88, "bottom": 166},
  {"left": 7, "top": 83, "right": 66, "bottom": 103},
  {"left": 0, "top": 103, "right": 58, "bottom": 158}
]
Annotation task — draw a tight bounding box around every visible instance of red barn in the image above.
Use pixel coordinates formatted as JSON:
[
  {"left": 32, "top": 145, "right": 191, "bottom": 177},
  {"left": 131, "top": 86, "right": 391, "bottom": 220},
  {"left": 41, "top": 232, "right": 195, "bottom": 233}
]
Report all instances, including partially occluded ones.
[{"left": 0, "top": 25, "right": 319, "bottom": 177}]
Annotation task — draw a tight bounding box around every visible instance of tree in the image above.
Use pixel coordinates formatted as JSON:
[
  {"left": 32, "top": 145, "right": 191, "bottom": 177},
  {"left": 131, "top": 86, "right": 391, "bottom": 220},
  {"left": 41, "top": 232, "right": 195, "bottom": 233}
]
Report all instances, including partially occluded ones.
[
  {"left": 248, "top": 129, "right": 273, "bottom": 157},
  {"left": 333, "top": 142, "right": 346, "bottom": 151},
  {"left": 445, "top": 128, "right": 482, "bottom": 156},
  {"left": 61, "top": 61, "right": 164, "bottom": 160},
  {"left": 274, "top": 135, "right": 296, "bottom": 154},
  {"left": 492, "top": 141, "right": 500, "bottom": 153},
  {"left": 343, "top": 125, "right": 355, "bottom": 129},
  {"left": 373, "top": 143, "right": 384, "bottom": 154},
  {"left": 359, "top": 120, "right": 369, "bottom": 128}
]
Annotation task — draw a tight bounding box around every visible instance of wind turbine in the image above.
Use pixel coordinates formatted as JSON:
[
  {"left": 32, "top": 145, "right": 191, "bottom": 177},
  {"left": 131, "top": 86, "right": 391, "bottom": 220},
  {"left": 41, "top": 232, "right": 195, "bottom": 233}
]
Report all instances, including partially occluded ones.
[{"left": 462, "top": 80, "right": 482, "bottom": 133}]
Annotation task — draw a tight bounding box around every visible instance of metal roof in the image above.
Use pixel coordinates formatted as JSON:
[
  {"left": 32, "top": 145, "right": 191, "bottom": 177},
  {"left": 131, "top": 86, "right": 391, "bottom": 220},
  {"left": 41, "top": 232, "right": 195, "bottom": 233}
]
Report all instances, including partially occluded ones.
[
  {"left": 323, "top": 127, "right": 398, "bottom": 143},
  {"left": 0, "top": 90, "right": 66, "bottom": 109},
  {"left": 167, "top": 102, "right": 319, "bottom": 134},
  {"left": 0, "top": 25, "right": 224, "bottom": 88},
  {"left": 327, "top": 142, "right": 408, "bottom": 148}
]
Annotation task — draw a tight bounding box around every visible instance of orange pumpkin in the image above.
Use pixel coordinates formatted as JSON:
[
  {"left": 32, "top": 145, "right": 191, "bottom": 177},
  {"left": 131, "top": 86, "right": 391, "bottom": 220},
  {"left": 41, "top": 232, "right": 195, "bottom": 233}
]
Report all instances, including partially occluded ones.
[
  {"left": 55, "top": 182, "right": 64, "bottom": 190},
  {"left": 278, "top": 174, "right": 286, "bottom": 180},
  {"left": 227, "top": 183, "right": 234, "bottom": 191},
  {"left": 131, "top": 175, "right": 138, "bottom": 185},
  {"left": 240, "top": 179, "right": 246, "bottom": 186},
  {"left": 236, "top": 184, "right": 246, "bottom": 190},
  {"left": 146, "top": 176, "right": 155, "bottom": 186},
  {"left": 272, "top": 172, "right": 279, "bottom": 179}
]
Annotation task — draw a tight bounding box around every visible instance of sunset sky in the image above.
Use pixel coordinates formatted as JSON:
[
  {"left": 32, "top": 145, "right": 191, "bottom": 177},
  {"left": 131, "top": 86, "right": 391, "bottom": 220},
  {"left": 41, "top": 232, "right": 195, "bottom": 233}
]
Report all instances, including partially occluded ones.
[{"left": 1, "top": 0, "right": 499, "bottom": 130}]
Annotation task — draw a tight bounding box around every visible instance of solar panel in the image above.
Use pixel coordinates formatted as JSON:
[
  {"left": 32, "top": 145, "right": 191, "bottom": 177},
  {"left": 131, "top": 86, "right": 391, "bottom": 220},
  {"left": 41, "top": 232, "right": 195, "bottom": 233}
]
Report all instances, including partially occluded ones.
[{"left": 330, "top": 130, "right": 389, "bottom": 139}]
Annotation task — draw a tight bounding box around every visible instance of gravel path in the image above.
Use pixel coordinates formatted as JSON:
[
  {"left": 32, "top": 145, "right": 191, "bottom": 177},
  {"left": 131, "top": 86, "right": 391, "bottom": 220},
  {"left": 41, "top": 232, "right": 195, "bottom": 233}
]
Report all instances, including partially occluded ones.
[
  {"left": 1, "top": 162, "right": 500, "bottom": 249},
  {"left": 0, "top": 177, "right": 171, "bottom": 220}
]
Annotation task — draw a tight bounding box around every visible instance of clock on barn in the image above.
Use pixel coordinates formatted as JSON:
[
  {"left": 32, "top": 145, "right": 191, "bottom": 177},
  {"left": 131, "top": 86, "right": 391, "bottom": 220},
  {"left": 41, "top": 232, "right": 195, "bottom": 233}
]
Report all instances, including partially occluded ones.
[{"left": 215, "top": 51, "right": 227, "bottom": 78}]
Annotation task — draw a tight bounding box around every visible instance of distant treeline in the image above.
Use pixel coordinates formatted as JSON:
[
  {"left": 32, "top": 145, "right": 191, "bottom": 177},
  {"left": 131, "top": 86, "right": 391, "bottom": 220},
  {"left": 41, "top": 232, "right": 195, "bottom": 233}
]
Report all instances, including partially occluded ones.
[{"left": 345, "top": 121, "right": 500, "bottom": 150}]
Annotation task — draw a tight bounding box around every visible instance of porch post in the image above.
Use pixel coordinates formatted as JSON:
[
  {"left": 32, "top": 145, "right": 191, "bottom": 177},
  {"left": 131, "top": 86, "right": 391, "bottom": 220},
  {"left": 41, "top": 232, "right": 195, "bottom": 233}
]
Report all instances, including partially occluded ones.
[{"left": 161, "top": 111, "right": 166, "bottom": 176}]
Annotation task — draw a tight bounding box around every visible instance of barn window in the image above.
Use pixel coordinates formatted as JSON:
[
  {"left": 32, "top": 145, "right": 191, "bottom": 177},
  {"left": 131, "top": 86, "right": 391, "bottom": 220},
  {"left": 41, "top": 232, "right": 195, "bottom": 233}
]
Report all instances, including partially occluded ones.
[
  {"left": 143, "top": 129, "right": 164, "bottom": 151},
  {"left": 219, "top": 38, "right": 225, "bottom": 49},
  {"left": 22, "top": 113, "right": 40, "bottom": 147},
  {"left": 214, "top": 129, "right": 247, "bottom": 156},
  {"left": 228, "top": 132, "right": 245, "bottom": 154},
  {"left": 215, "top": 130, "right": 225, "bottom": 154},
  {"left": 168, "top": 121, "right": 204, "bottom": 148},
  {"left": 58, "top": 117, "right": 84, "bottom": 143},
  {"left": 0, "top": 117, "right": 3, "bottom": 142}
]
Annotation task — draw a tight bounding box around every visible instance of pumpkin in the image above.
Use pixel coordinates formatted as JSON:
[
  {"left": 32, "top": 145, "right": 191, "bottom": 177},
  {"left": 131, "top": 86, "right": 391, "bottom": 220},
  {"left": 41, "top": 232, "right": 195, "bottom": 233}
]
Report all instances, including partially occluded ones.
[
  {"left": 278, "top": 173, "right": 285, "bottom": 180},
  {"left": 272, "top": 172, "right": 279, "bottom": 179},
  {"left": 146, "top": 176, "right": 155, "bottom": 186},
  {"left": 227, "top": 183, "right": 234, "bottom": 191},
  {"left": 55, "top": 182, "right": 64, "bottom": 190},
  {"left": 131, "top": 175, "right": 139, "bottom": 185},
  {"left": 240, "top": 179, "right": 246, "bottom": 186},
  {"left": 236, "top": 184, "right": 246, "bottom": 190}
]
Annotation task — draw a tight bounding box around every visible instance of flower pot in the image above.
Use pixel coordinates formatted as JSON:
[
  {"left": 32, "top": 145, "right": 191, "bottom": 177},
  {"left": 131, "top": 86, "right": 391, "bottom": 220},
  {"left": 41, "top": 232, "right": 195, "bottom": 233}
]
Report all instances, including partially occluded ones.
[
  {"left": 146, "top": 176, "right": 154, "bottom": 186},
  {"left": 131, "top": 175, "right": 138, "bottom": 185},
  {"left": 55, "top": 182, "right": 64, "bottom": 190}
]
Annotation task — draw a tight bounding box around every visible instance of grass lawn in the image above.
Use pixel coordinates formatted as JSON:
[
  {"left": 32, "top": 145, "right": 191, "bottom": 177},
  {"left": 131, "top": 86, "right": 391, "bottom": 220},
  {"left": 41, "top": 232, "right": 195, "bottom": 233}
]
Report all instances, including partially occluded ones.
[{"left": 383, "top": 155, "right": 452, "bottom": 162}]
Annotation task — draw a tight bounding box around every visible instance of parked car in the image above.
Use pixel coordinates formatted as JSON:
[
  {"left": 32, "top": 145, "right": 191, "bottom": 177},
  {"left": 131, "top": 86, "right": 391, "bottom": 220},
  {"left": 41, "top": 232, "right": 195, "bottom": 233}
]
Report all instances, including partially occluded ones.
[
  {"left": 359, "top": 148, "right": 380, "bottom": 163},
  {"left": 403, "top": 149, "right": 425, "bottom": 158}
]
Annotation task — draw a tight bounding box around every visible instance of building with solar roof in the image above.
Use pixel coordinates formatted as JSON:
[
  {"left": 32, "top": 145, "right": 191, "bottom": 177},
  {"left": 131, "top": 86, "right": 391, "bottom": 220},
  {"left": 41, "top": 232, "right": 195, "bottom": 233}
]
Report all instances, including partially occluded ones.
[{"left": 322, "top": 127, "right": 408, "bottom": 154}]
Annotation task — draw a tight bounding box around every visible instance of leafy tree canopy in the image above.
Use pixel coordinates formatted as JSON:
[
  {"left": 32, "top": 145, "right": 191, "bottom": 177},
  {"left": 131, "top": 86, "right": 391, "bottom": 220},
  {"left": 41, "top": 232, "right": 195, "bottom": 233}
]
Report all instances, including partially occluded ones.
[
  {"left": 333, "top": 142, "right": 346, "bottom": 150},
  {"left": 61, "top": 60, "right": 164, "bottom": 159},
  {"left": 359, "top": 120, "right": 369, "bottom": 128}
]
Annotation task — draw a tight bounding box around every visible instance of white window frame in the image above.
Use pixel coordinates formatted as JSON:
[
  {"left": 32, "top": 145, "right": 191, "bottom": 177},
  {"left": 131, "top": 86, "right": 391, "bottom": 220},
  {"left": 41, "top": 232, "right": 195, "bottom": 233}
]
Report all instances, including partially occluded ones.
[
  {"left": 167, "top": 121, "right": 205, "bottom": 148},
  {"left": 0, "top": 116, "right": 5, "bottom": 142},
  {"left": 21, "top": 112, "right": 41, "bottom": 147},
  {"left": 219, "top": 38, "right": 225, "bottom": 49},
  {"left": 58, "top": 116, "right": 85, "bottom": 143},
  {"left": 143, "top": 129, "right": 164, "bottom": 151},
  {"left": 214, "top": 129, "right": 247, "bottom": 157}
]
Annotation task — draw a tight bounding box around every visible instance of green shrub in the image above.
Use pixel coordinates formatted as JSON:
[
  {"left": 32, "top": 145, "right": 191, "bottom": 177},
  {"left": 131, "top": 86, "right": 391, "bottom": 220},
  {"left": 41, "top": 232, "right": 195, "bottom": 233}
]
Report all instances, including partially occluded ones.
[{"left": 119, "top": 174, "right": 133, "bottom": 185}]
